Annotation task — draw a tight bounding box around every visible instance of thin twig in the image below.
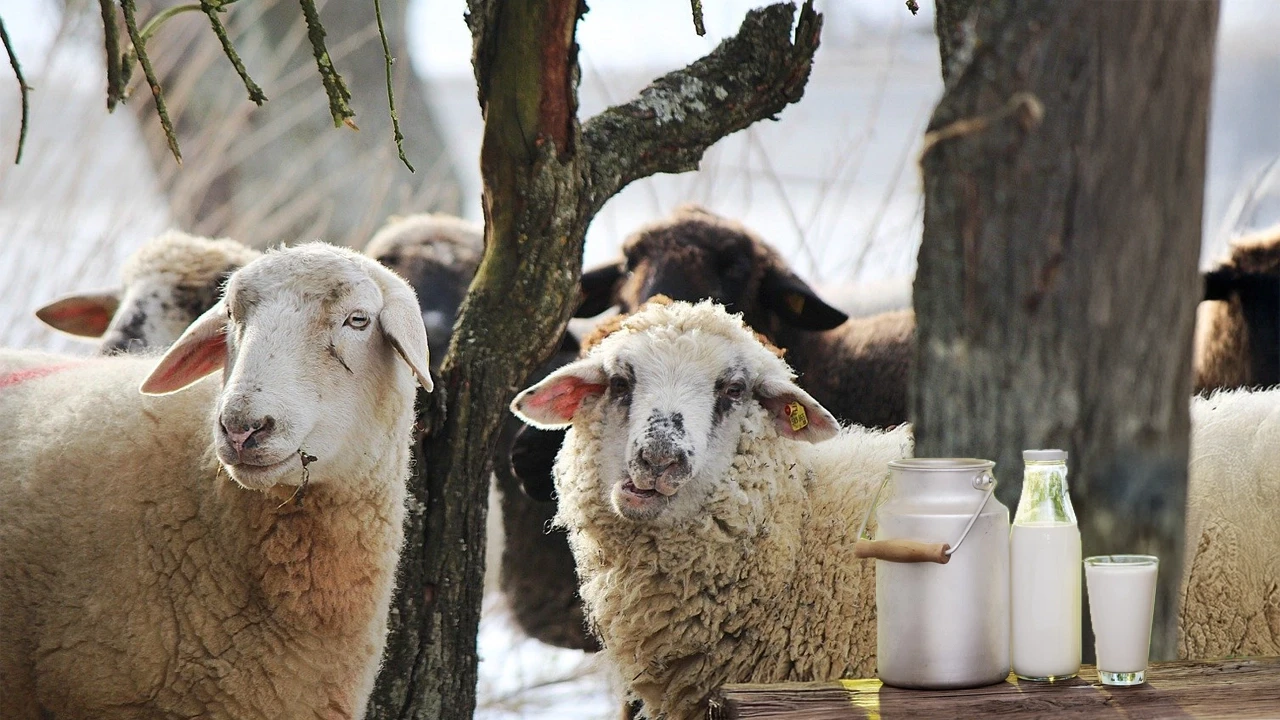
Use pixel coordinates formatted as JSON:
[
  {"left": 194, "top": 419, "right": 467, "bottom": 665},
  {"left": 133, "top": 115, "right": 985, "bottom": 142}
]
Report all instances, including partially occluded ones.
[
  {"left": 0, "top": 15, "right": 28, "bottom": 164},
  {"left": 298, "top": 0, "right": 356, "bottom": 129},
  {"left": 691, "top": 0, "right": 706, "bottom": 36},
  {"left": 201, "top": 0, "right": 267, "bottom": 105},
  {"left": 98, "top": 0, "right": 124, "bottom": 110},
  {"left": 120, "top": 3, "right": 202, "bottom": 93},
  {"left": 374, "top": 0, "right": 413, "bottom": 171},
  {"left": 121, "top": 0, "right": 183, "bottom": 164},
  {"left": 277, "top": 450, "right": 318, "bottom": 509}
]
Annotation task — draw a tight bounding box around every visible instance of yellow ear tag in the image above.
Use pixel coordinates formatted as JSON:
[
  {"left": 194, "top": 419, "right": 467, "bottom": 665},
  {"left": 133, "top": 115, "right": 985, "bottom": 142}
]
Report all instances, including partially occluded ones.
[
  {"left": 785, "top": 293, "right": 806, "bottom": 315},
  {"left": 784, "top": 401, "right": 809, "bottom": 432}
]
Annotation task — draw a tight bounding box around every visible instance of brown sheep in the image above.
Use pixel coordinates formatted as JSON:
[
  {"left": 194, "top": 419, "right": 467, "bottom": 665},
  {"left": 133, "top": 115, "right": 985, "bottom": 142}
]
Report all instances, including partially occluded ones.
[
  {"left": 577, "top": 203, "right": 911, "bottom": 429},
  {"left": 1194, "top": 223, "right": 1280, "bottom": 392}
]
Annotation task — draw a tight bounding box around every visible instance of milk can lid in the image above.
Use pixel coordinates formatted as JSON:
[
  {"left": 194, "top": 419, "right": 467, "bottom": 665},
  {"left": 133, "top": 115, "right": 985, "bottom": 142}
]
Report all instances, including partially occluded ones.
[{"left": 1023, "top": 448, "right": 1067, "bottom": 462}]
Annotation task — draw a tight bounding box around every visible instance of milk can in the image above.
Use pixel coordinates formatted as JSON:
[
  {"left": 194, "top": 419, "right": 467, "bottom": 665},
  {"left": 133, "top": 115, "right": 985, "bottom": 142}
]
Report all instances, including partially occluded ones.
[{"left": 854, "top": 458, "right": 1010, "bottom": 689}]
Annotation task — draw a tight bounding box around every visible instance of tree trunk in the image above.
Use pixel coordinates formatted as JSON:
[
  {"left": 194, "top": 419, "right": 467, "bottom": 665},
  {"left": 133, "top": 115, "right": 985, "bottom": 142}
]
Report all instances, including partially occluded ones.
[
  {"left": 915, "top": 0, "right": 1218, "bottom": 664},
  {"left": 126, "top": 0, "right": 461, "bottom": 246},
  {"left": 367, "top": 1, "right": 824, "bottom": 716}
]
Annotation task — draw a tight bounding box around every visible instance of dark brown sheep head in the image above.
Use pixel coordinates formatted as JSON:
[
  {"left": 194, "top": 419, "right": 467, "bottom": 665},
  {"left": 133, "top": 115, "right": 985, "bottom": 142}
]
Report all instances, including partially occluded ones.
[{"left": 576, "top": 205, "right": 847, "bottom": 338}]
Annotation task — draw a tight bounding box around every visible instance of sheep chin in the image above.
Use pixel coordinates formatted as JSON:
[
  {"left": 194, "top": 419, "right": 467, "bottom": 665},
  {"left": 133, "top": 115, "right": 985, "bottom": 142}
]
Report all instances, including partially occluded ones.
[{"left": 223, "top": 454, "right": 298, "bottom": 491}]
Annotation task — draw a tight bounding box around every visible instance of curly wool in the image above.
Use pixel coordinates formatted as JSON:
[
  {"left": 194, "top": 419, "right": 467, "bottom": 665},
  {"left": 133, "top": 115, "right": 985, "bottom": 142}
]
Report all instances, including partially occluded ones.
[
  {"left": 1181, "top": 388, "right": 1280, "bottom": 658},
  {"left": 0, "top": 356, "right": 412, "bottom": 714},
  {"left": 554, "top": 399, "right": 911, "bottom": 720},
  {"left": 122, "top": 230, "right": 262, "bottom": 290}
]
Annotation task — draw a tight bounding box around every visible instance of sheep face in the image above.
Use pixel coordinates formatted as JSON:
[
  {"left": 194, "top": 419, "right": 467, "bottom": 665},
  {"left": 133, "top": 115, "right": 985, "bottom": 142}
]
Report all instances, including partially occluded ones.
[
  {"left": 513, "top": 300, "right": 838, "bottom": 524},
  {"left": 35, "top": 232, "right": 259, "bottom": 354},
  {"left": 138, "top": 243, "right": 433, "bottom": 491},
  {"left": 100, "top": 272, "right": 230, "bottom": 354}
]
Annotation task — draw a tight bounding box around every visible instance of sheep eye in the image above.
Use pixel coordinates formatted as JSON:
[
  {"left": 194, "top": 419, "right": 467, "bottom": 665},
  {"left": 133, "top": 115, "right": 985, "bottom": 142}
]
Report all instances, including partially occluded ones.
[
  {"left": 723, "top": 381, "right": 747, "bottom": 400},
  {"left": 345, "top": 311, "right": 371, "bottom": 330},
  {"left": 609, "top": 375, "right": 632, "bottom": 395}
]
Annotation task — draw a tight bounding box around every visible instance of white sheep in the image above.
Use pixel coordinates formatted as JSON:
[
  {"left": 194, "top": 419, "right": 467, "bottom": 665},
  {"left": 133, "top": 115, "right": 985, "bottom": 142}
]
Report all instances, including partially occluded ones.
[
  {"left": 35, "top": 229, "right": 262, "bottom": 354},
  {"left": 511, "top": 299, "right": 913, "bottom": 720},
  {"left": 1182, "top": 388, "right": 1280, "bottom": 659},
  {"left": 0, "top": 242, "right": 432, "bottom": 719}
]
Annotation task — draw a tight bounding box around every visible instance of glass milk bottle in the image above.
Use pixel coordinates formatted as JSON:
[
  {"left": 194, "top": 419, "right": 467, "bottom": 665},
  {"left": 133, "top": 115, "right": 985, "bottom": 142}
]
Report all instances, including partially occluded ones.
[{"left": 1010, "top": 449, "right": 1081, "bottom": 681}]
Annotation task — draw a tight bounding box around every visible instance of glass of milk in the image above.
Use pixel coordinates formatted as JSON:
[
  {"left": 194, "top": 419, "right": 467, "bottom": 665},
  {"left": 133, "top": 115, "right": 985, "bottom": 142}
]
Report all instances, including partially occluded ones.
[{"left": 1084, "top": 555, "right": 1159, "bottom": 686}]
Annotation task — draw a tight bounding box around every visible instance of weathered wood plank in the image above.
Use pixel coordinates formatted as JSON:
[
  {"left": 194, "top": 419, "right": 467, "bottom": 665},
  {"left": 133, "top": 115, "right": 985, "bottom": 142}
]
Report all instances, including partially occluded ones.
[{"left": 709, "top": 658, "right": 1280, "bottom": 719}]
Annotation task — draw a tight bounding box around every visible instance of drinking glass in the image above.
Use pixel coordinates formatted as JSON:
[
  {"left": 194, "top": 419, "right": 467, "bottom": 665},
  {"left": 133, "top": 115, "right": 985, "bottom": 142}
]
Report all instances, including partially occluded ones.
[{"left": 1084, "top": 555, "right": 1159, "bottom": 686}]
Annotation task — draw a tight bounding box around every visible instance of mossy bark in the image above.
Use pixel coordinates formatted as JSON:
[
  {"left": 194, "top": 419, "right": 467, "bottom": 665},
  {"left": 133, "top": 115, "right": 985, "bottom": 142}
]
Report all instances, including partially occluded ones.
[
  {"left": 916, "top": 0, "right": 1218, "bottom": 662},
  {"left": 366, "top": 2, "right": 823, "bottom": 717}
]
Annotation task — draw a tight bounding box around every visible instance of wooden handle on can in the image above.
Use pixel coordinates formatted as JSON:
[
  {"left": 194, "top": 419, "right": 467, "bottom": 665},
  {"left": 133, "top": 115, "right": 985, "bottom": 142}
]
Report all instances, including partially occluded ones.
[{"left": 854, "top": 539, "right": 951, "bottom": 564}]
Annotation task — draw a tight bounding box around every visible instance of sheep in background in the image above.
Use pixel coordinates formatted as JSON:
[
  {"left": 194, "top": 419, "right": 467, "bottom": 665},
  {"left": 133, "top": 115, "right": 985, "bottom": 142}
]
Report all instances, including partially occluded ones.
[
  {"left": 363, "top": 212, "right": 484, "bottom": 367},
  {"left": 512, "top": 299, "right": 913, "bottom": 720},
  {"left": 1195, "top": 224, "right": 1280, "bottom": 392},
  {"left": 0, "top": 243, "right": 432, "bottom": 720},
  {"left": 35, "top": 230, "right": 261, "bottom": 354},
  {"left": 1182, "top": 387, "right": 1280, "bottom": 659},
  {"left": 575, "top": 204, "right": 912, "bottom": 429}
]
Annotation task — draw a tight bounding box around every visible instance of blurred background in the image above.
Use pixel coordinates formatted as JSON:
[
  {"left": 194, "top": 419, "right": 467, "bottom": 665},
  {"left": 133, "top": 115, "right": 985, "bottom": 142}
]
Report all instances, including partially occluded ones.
[{"left": 1, "top": 0, "right": 1278, "bottom": 716}]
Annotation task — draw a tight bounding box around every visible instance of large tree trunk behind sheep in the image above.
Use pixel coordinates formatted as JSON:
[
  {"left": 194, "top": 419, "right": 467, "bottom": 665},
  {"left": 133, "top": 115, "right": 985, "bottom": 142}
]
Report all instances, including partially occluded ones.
[
  {"left": 367, "top": 1, "right": 825, "bottom": 717},
  {"left": 913, "top": 0, "right": 1217, "bottom": 665}
]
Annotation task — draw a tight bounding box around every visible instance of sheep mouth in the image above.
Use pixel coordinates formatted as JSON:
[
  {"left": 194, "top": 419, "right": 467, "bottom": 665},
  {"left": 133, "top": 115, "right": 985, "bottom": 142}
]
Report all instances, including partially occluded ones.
[{"left": 621, "top": 479, "right": 662, "bottom": 500}]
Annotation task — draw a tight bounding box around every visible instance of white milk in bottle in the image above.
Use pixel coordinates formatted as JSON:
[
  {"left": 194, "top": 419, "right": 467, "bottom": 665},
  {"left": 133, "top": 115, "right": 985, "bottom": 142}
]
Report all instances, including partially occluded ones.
[{"left": 1010, "top": 449, "right": 1081, "bottom": 681}]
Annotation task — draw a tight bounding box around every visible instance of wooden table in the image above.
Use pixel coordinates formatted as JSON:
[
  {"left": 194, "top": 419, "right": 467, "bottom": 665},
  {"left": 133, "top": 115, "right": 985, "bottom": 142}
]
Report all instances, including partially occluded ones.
[{"left": 710, "top": 658, "right": 1280, "bottom": 719}]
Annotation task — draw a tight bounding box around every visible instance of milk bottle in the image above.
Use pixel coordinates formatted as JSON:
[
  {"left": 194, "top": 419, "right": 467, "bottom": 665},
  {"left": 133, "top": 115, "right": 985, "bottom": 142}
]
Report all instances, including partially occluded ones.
[{"left": 1010, "top": 449, "right": 1081, "bottom": 681}]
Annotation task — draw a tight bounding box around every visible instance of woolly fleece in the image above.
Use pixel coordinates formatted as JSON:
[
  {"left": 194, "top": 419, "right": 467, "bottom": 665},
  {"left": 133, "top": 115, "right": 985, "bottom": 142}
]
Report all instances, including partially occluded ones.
[
  {"left": 546, "top": 300, "right": 913, "bottom": 719},
  {"left": 1182, "top": 388, "right": 1280, "bottom": 658}
]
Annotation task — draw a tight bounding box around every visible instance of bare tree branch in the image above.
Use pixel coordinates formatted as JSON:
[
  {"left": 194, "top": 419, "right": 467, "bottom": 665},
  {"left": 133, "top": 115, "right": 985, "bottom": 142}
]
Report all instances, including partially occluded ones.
[
  {"left": 200, "top": 0, "right": 267, "bottom": 105},
  {"left": 0, "top": 14, "right": 28, "bottom": 164},
  {"left": 97, "top": 0, "right": 124, "bottom": 110},
  {"left": 581, "top": 1, "right": 822, "bottom": 209},
  {"left": 692, "top": 0, "right": 707, "bottom": 35},
  {"left": 374, "top": 0, "right": 413, "bottom": 171},
  {"left": 297, "top": 0, "right": 356, "bottom": 128},
  {"left": 121, "top": 0, "right": 182, "bottom": 164}
]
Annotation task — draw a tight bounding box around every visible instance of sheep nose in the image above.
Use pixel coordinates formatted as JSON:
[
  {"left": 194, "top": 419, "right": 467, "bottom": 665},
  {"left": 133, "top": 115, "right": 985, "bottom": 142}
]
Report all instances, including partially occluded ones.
[
  {"left": 221, "top": 416, "right": 275, "bottom": 453},
  {"left": 638, "top": 446, "right": 680, "bottom": 476}
]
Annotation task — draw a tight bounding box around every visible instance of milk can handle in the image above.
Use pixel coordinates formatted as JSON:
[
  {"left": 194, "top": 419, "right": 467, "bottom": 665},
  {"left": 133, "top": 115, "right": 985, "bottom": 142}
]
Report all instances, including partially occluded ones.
[{"left": 853, "top": 469, "right": 997, "bottom": 565}]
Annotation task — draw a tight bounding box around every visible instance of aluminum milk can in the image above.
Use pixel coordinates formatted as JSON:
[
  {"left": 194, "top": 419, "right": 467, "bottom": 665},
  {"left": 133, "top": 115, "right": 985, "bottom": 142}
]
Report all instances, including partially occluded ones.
[{"left": 854, "top": 458, "right": 1010, "bottom": 689}]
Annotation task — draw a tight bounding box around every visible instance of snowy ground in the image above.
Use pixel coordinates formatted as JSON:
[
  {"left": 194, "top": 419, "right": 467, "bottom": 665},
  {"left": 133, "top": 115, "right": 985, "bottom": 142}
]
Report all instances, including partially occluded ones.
[{"left": 3, "top": 1, "right": 1280, "bottom": 718}]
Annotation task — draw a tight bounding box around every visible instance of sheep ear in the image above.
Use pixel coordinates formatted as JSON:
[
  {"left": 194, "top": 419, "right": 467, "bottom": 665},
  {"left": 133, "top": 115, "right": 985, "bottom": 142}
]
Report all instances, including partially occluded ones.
[
  {"left": 380, "top": 289, "right": 434, "bottom": 393},
  {"left": 35, "top": 290, "right": 121, "bottom": 338},
  {"left": 140, "top": 301, "right": 228, "bottom": 396},
  {"left": 576, "top": 264, "right": 623, "bottom": 318},
  {"left": 756, "top": 376, "right": 839, "bottom": 442},
  {"left": 511, "top": 359, "right": 606, "bottom": 429},
  {"left": 760, "top": 268, "right": 847, "bottom": 331}
]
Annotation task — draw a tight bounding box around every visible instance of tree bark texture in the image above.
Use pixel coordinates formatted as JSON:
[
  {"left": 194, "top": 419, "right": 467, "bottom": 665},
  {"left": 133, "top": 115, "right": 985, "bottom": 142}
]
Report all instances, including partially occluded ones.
[
  {"left": 914, "top": 0, "right": 1218, "bottom": 663},
  {"left": 932, "top": 0, "right": 979, "bottom": 86},
  {"left": 366, "top": 2, "right": 823, "bottom": 717},
  {"left": 127, "top": 0, "right": 461, "bottom": 247}
]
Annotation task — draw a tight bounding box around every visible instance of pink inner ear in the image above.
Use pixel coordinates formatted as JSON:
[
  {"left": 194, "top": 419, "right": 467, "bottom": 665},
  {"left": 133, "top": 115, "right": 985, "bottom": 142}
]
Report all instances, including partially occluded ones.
[
  {"left": 38, "top": 298, "right": 114, "bottom": 337},
  {"left": 523, "top": 376, "right": 605, "bottom": 423},
  {"left": 142, "top": 333, "right": 227, "bottom": 394}
]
